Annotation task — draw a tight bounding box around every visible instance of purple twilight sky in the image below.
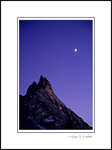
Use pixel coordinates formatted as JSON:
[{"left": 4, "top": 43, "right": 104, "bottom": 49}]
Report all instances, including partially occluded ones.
[{"left": 19, "top": 20, "right": 93, "bottom": 127}]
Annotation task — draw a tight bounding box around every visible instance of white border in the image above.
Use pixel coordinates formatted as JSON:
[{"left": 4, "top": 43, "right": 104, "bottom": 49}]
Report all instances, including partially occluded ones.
[
  {"left": 1, "top": 1, "right": 111, "bottom": 149},
  {"left": 17, "top": 17, "right": 95, "bottom": 133}
]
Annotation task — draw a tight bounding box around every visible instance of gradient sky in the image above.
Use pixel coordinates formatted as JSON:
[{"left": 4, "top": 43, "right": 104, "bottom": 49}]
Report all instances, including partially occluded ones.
[{"left": 19, "top": 20, "right": 93, "bottom": 127}]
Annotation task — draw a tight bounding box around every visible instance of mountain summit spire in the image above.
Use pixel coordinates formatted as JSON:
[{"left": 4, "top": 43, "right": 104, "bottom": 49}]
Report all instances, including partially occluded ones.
[
  {"left": 38, "top": 75, "right": 52, "bottom": 90},
  {"left": 39, "top": 75, "right": 49, "bottom": 85},
  {"left": 20, "top": 76, "right": 92, "bottom": 130},
  {"left": 26, "top": 75, "right": 53, "bottom": 95}
]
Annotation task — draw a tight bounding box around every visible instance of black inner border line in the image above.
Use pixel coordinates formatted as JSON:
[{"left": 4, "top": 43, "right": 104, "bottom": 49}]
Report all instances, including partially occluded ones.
[{"left": 17, "top": 17, "right": 95, "bottom": 133}]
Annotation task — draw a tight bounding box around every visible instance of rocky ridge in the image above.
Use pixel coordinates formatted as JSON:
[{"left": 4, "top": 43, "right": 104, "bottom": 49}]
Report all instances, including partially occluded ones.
[{"left": 19, "top": 75, "right": 92, "bottom": 130}]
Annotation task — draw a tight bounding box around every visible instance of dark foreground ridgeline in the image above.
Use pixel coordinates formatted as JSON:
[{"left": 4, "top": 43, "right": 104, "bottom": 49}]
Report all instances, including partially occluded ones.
[{"left": 19, "top": 75, "right": 92, "bottom": 130}]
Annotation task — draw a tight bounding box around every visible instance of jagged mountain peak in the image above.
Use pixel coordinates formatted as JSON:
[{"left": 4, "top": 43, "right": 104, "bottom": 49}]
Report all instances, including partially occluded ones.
[
  {"left": 39, "top": 75, "right": 47, "bottom": 82},
  {"left": 38, "top": 75, "right": 51, "bottom": 88},
  {"left": 26, "top": 75, "right": 53, "bottom": 96},
  {"left": 26, "top": 81, "right": 37, "bottom": 95},
  {"left": 20, "top": 76, "right": 92, "bottom": 130}
]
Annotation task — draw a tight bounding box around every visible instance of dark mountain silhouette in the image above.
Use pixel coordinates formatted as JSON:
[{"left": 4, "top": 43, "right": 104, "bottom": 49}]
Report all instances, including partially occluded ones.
[{"left": 19, "top": 75, "right": 92, "bottom": 130}]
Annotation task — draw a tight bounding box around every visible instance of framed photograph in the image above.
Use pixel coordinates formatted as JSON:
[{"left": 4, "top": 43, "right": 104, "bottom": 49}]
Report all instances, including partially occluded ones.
[
  {"left": 18, "top": 17, "right": 95, "bottom": 133},
  {"left": 1, "top": 1, "right": 111, "bottom": 149}
]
